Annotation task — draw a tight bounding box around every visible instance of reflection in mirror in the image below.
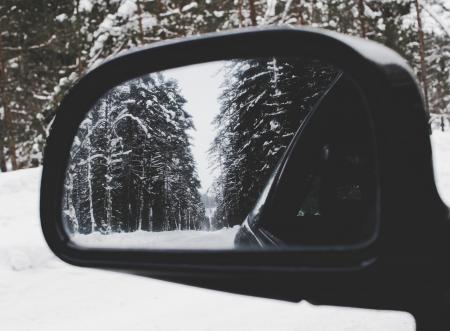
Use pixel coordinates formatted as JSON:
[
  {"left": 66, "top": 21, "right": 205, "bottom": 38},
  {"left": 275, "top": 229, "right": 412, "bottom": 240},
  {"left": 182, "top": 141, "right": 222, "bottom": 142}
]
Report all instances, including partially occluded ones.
[
  {"left": 63, "top": 57, "right": 346, "bottom": 249},
  {"left": 237, "top": 73, "right": 377, "bottom": 248}
]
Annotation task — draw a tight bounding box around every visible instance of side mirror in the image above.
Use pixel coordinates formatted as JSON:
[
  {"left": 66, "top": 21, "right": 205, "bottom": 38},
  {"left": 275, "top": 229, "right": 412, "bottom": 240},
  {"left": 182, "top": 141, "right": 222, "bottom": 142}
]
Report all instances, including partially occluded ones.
[{"left": 40, "top": 27, "right": 450, "bottom": 320}]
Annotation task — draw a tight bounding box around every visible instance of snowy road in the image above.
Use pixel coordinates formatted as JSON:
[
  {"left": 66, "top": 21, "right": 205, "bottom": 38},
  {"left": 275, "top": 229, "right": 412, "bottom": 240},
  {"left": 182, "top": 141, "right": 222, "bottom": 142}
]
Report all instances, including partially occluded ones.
[{"left": 13, "top": 129, "right": 450, "bottom": 330}]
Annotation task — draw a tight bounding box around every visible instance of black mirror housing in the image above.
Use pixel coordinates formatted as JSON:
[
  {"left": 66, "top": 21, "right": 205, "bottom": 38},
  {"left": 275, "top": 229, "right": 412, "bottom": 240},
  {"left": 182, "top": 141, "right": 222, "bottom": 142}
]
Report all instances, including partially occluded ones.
[{"left": 40, "top": 27, "right": 450, "bottom": 316}]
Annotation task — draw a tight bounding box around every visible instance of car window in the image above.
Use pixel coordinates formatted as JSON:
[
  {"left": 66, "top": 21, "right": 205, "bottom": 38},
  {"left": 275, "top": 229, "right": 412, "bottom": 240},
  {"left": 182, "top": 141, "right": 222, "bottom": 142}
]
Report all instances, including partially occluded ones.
[{"left": 259, "top": 75, "right": 377, "bottom": 247}]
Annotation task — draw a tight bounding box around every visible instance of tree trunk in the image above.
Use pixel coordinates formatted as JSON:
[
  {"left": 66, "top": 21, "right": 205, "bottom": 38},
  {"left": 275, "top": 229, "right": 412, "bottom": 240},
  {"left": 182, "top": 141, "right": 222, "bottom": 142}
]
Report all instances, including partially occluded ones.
[
  {"left": 74, "top": 0, "right": 85, "bottom": 74},
  {"left": 105, "top": 100, "right": 112, "bottom": 232},
  {"left": 0, "top": 34, "right": 18, "bottom": 170},
  {"left": 0, "top": 119, "right": 7, "bottom": 172},
  {"left": 141, "top": 190, "right": 151, "bottom": 231},
  {"left": 357, "top": 0, "right": 367, "bottom": 38},
  {"left": 237, "top": 0, "right": 244, "bottom": 27},
  {"left": 155, "top": 0, "right": 163, "bottom": 17},
  {"left": 248, "top": 0, "right": 257, "bottom": 26},
  {"left": 136, "top": 0, "right": 145, "bottom": 44},
  {"left": 414, "top": 0, "right": 430, "bottom": 114},
  {"left": 297, "top": 0, "right": 305, "bottom": 25},
  {"left": 87, "top": 144, "right": 95, "bottom": 233}
]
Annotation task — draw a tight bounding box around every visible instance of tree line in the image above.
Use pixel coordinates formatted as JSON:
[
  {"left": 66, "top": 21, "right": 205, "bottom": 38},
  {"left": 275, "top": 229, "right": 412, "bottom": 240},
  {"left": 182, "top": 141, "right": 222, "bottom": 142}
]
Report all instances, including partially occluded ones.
[
  {"left": 63, "top": 74, "right": 207, "bottom": 234},
  {"left": 1, "top": 0, "right": 449, "bottom": 171}
]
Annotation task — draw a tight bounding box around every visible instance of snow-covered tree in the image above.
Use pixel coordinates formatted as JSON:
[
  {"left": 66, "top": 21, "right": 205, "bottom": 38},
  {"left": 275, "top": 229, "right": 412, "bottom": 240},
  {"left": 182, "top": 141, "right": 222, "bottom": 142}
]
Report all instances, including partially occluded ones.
[
  {"left": 210, "top": 57, "right": 338, "bottom": 226},
  {"left": 63, "top": 73, "right": 206, "bottom": 234}
]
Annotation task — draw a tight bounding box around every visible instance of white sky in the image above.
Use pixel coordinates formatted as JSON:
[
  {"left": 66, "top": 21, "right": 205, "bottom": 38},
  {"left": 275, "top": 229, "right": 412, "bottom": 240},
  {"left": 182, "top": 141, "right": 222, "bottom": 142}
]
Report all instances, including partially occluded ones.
[{"left": 165, "top": 61, "right": 225, "bottom": 194}]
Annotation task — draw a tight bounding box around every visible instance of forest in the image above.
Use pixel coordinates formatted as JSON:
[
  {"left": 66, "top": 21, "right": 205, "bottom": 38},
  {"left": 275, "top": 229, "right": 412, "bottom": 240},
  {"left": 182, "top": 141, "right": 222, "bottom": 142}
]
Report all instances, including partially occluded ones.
[
  {"left": 0, "top": 0, "right": 450, "bottom": 172},
  {"left": 1, "top": 0, "right": 449, "bottom": 172},
  {"left": 1, "top": 1, "right": 449, "bottom": 235},
  {"left": 63, "top": 73, "right": 207, "bottom": 234}
]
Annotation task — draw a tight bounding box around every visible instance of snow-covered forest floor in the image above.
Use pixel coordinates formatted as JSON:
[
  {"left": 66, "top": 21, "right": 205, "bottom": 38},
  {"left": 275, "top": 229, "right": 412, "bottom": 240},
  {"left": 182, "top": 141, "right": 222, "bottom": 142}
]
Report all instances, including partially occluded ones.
[
  {"left": 73, "top": 227, "right": 239, "bottom": 249},
  {"left": 2, "top": 130, "right": 450, "bottom": 330}
]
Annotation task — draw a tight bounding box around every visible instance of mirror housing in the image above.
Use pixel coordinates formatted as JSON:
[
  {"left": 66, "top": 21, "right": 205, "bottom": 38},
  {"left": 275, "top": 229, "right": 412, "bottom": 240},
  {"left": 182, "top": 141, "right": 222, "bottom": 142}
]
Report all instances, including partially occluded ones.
[{"left": 40, "top": 27, "right": 450, "bottom": 313}]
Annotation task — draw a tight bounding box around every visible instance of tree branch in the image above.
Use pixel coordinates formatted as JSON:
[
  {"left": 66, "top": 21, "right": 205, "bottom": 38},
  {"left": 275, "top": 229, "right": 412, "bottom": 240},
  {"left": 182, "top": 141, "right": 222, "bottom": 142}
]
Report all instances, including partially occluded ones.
[{"left": 3, "top": 35, "right": 56, "bottom": 51}]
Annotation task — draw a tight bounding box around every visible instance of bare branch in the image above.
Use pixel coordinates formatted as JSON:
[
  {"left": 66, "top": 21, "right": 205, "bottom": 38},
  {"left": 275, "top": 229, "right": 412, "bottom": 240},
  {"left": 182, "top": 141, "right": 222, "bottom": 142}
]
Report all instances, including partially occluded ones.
[{"left": 3, "top": 35, "right": 56, "bottom": 51}]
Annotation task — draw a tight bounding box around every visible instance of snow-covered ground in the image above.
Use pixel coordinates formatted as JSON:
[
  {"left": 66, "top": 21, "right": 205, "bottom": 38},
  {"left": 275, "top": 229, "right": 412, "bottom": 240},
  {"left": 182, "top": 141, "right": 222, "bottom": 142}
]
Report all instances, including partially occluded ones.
[
  {"left": 12, "top": 130, "right": 450, "bottom": 330},
  {"left": 73, "top": 227, "right": 239, "bottom": 249}
]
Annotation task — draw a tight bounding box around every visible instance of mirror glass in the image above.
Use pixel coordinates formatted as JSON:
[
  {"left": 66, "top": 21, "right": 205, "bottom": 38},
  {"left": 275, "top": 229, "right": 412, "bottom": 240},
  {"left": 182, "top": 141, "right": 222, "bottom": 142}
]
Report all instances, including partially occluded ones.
[{"left": 63, "top": 57, "right": 376, "bottom": 250}]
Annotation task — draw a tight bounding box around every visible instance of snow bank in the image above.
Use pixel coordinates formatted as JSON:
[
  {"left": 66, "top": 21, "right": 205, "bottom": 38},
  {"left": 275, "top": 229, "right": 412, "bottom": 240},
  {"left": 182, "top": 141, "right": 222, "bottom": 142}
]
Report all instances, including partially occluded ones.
[
  {"left": 0, "top": 167, "right": 55, "bottom": 271},
  {"left": 73, "top": 227, "right": 240, "bottom": 249}
]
